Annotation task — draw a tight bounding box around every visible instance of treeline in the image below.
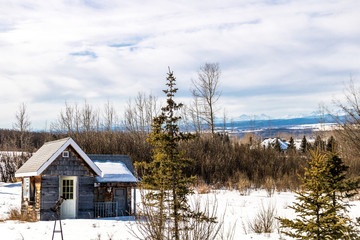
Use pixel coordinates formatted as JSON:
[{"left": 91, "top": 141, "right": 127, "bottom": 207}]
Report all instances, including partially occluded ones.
[
  {"left": 1, "top": 94, "right": 360, "bottom": 189},
  {"left": 2, "top": 72, "right": 360, "bottom": 190},
  {"left": 3, "top": 121, "right": 357, "bottom": 191},
  {"left": 1, "top": 97, "right": 360, "bottom": 190},
  {"left": 182, "top": 134, "right": 306, "bottom": 190}
]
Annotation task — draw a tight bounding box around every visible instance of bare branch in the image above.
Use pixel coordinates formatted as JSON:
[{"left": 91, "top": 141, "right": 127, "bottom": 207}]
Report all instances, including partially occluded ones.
[{"left": 191, "top": 63, "right": 222, "bottom": 134}]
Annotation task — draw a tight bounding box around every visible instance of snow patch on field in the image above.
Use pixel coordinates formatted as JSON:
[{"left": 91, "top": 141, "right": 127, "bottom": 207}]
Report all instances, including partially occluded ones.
[{"left": 0, "top": 182, "right": 359, "bottom": 239}]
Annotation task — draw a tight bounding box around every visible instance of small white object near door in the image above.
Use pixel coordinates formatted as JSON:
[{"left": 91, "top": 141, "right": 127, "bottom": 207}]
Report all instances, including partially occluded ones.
[{"left": 60, "top": 176, "right": 77, "bottom": 219}]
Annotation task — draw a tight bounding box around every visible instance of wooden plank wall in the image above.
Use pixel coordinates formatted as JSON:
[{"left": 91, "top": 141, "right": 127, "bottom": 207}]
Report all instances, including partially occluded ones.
[
  {"left": 40, "top": 176, "right": 59, "bottom": 220},
  {"left": 39, "top": 146, "right": 96, "bottom": 220},
  {"left": 78, "top": 176, "right": 94, "bottom": 219},
  {"left": 126, "top": 186, "right": 132, "bottom": 215},
  {"left": 23, "top": 146, "right": 136, "bottom": 220},
  {"left": 42, "top": 146, "right": 95, "bottom": 177}
]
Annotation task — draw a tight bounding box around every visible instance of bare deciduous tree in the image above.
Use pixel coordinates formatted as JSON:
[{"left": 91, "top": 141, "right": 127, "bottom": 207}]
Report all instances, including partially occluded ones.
[
  {"left": 103, "top": 100, "right": 117, "bottom": 132},
  {"left": 52, "top": 100, "right": 99, "bottom": 135},
  {"left": 189, "top": 96, "right": 204, "bottom": 134},
  {"left": 59, "top": 101, "right": 74, "bottom": 134},
  {"left": 123, "top": 92, "right": 159, "bottom": 133},
  {"left": 192, "top": 63, "right": 221, "bottom": 134},
  {"left": 13, "top": 103, "right": 31, "bottom": 150},
  {"left": 332, "top": 80, "right": 360, "bottom": 154},
  {"left": 81, "top": 100, "right": 97, "bottom": 133},
  {"left": 329, "top": 80, "right": 360, "bottom": 175}
]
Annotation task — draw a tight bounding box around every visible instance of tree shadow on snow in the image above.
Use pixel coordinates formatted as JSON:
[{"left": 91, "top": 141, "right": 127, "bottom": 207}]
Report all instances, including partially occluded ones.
[
  {"left": 95, "top": 216, "right": 137, "bottom": 222},
  {"left": 1, "top": 182, "right": 21, "bottom": 188}
]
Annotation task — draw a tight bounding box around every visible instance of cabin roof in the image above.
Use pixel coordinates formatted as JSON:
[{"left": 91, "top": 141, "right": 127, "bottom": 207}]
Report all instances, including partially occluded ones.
[
  {"left": 15, "top": 138, "right": 102, "bottom": 177},
  {"left": 93, "top": 161, "right": 137, "bottom": 183},
  {"left": 88, "top": 155, "right": 135, "bottom": 175},
  {"left": 88, "top": 155, "right": 137, "bottom": 183}
]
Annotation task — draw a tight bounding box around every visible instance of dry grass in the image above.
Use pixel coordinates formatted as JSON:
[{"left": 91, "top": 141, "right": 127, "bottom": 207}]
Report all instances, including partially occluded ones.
[
  {"left": 275, "top": 174, "right": 301, "bottom": 192},
  {"left": 264, "top": 177, "right": 275, "bottom": 197},
  {"left": 236, "top": 173, "right": 252, "bottom": 196},
  {"left": 196, "top": 182, "right": 211, "bottom": 194},
  {"left": 348, "top": 190, "right": 360, "bottom": 201},
  {"left": 245, "top": 201, "right": 278, "bottom": 234},
  {"left": 6, "top": 207, "right": 37, "bottom": 222}
]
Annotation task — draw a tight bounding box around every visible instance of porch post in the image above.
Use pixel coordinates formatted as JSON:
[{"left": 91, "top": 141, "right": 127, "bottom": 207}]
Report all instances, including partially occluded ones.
[{"left": 133, "top": 187, "right": 136, "bottom": 216}]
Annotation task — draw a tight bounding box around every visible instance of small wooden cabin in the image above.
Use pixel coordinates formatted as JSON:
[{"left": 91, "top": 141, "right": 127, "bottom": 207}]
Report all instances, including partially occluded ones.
[{"left": 15, "top": 138, "right": 138, "bottom": 221}]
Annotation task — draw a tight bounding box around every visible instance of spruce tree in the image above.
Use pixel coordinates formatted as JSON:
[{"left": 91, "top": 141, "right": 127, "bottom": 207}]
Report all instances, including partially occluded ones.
[
  {"left": 279, "top": 149, "right": 360, "bottom": 239},
  {"left": 327, "top": 136, "right": 336, "bottom": 152},
  {"left": 323, "top": 150, "right": 359, "bottom": 238},
  {"left": 300, "top": 135, "right": 308, "bottom": 153},
  {"left": 279, "top": 150, "right": 331, "bottom": 239},
  {"left": 288, "top": 137, "right": 296, "bottom": 152},
  {"left": 274, "top": 138, "right": 282, "bottom": 152},
  {"left": 139, "top": 68, "right": 195, "bottom": 240},
  {"left": 314, "top": 135, "right": 325, "bottom": 151}
]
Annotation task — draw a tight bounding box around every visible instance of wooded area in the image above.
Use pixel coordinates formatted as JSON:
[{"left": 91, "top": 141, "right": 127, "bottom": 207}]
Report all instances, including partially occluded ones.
[
  {"left": 2, "top": 70, "right": 360, "bottom": 191},
  {"left": 1, "top": 117, "right": 360, "bottom": 192}
]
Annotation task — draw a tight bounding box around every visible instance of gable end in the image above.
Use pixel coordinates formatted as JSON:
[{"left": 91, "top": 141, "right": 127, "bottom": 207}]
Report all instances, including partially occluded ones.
[{"left": 42, "top": 146, "right": 96, "bottom": 177}]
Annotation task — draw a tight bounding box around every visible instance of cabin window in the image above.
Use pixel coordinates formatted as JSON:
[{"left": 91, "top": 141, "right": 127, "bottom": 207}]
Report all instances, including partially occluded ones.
[
  {"left": 62, "top": 151, "right": 69, "bottom": 158},
  {"left": 62, "top": 179, "right": 74, "bottom": 200}
]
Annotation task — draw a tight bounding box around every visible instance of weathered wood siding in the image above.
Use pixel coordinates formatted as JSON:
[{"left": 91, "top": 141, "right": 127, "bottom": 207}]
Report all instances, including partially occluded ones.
[
  {"left": 40, "top": 146, "right": 96, "bottom": 220},
  {"left": 126, "top": 186, "right": 132, "bottom": 215},
  {"left": 78, "top": 176, "right": 94, "bottom": 219},
  {"left": 42, "top": 146, "right": 95, "bottom": 177},
  {"left": 40, "top": 176, "right": 59, "bottom": 220}
]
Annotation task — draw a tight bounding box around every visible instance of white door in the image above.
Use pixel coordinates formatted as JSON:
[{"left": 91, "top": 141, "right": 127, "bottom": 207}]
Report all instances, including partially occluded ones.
[{"left": 60, "top": 176, "right": 77, "bottom": 219}]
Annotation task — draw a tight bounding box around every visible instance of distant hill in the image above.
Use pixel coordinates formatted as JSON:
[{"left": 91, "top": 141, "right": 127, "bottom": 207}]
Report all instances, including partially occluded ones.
[{"left": 215, "top": 114, "right": 341, "bottom": 138}]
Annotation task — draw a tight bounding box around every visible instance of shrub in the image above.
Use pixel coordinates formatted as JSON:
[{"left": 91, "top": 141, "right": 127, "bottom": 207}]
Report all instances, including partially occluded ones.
[
  {"left": 263, "top": 177, "right": 275, "bottom": 197},
  {"left": 196, "top": 182, "right": 211, "bottom": 194},
  {"left": 7, "top": 207, "right": 36, "bottom": 222},
  {"left": 247, "top": 201, "right": 277, "bottom": 234},
  {"left": 236, "top": 173, "right": 252, "bottom": 196}
]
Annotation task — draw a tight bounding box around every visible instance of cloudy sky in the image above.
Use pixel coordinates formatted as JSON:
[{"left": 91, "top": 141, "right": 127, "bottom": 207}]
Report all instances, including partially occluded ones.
[{"left": 1, "top": 0, "right": 360, "bottom": 129}]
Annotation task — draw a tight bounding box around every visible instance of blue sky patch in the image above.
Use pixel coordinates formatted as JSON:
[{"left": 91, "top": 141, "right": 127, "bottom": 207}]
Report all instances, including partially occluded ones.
[
  {"left": 109, "top": 43, "right": 135, "bottom": 48},
  {"left": 70, "top": 51, "right": 97, "bottom": 58}
]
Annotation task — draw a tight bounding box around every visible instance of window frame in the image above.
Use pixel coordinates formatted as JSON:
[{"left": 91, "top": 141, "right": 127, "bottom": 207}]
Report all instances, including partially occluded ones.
[
  {"left": 62, "top": 179, "right": 74, "bottom": 200},
  {"left": 62, "top": 151, "right": 69, "bottom": 158}
]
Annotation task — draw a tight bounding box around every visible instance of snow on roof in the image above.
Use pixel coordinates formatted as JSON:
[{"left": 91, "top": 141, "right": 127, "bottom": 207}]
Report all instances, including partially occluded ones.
[
  {"left": 94, "top": 161, "right": 137, "bottom": 183},
  {"left": 261, "top": 138, "right": 288, "bottom": 150}
]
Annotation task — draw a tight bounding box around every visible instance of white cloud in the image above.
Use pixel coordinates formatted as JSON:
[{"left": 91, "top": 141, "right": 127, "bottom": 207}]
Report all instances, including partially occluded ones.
[{"left": 0, "top": 0, "right": 360, "bottom": 128}]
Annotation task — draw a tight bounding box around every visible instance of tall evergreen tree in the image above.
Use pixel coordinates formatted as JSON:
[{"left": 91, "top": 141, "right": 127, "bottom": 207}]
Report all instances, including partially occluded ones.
[
  {"left": 314, "top": 135, "right": 325, "bottom": 151},
  {"left": 300, "top": 135, "right": 308, "bottom": 153},
  {"left": 323, "top": 150, "right": 359, "bottom": 238},
  {"left": 279, "top": 150, "right": 331, "bottom": 239},
  {"left": 279, "top": 149, "right": 359, "bottom": 239},
  {"left": 274, "top": 138, "right": 281, "bottom": 152},
  {"left": 139, "top": 68, "right": 195, "bottom": 240},
  {"left": 327, "top": 136, "right": 336, "bottom": 152},
  {"left": 287, "top": 137, "right": 296, "bottom": 152}
]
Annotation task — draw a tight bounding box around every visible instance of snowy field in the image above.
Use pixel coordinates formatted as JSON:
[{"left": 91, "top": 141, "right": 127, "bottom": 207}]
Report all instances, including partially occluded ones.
[{"left": 1, "top": 182, "right": 360, "bottom": 240}]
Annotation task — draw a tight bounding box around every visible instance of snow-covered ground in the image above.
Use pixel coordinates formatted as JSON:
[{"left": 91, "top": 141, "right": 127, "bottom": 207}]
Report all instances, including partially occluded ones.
[{"left": 0, "top": 182, "right": 359, "bottom": 240}]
